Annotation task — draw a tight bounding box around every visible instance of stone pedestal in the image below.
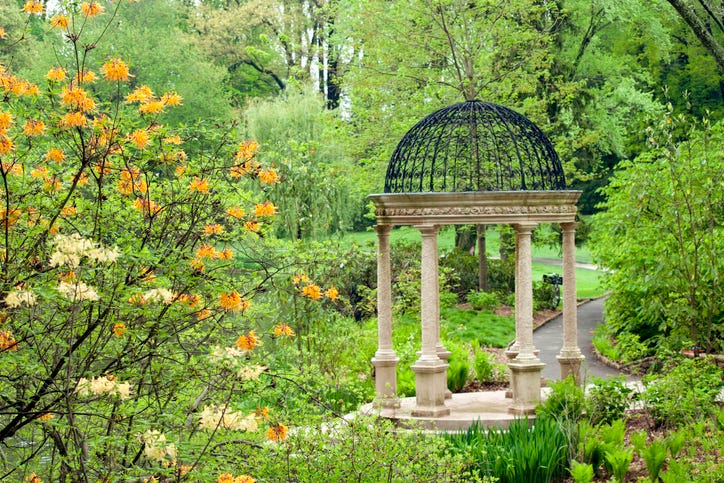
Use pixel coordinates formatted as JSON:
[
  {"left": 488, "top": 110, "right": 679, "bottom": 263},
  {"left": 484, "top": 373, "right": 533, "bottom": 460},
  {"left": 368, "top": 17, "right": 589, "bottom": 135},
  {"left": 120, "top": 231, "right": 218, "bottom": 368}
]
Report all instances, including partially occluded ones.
[
  {"left": 508, "top": 359, "right": 545, "bottom": 415},
  {"left": 411, "top": 358, "right": 450, "bottom": 417},
  {"left": 558, "top": 222, "right": 584, "bottom": 384},
  {"left": 557, "top": 354, "right": 585, "bottom": 384},
  {"left": 372, "top": 354, "right": 401, "bottom": 408}
]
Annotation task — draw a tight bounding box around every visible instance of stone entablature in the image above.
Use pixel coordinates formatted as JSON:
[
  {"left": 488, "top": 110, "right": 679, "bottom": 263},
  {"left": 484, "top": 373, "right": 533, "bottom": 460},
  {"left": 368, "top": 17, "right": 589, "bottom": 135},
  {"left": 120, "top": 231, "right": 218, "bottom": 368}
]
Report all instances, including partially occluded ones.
[{"left": 370, "top": 191, "right": 580, "bottom": 226}]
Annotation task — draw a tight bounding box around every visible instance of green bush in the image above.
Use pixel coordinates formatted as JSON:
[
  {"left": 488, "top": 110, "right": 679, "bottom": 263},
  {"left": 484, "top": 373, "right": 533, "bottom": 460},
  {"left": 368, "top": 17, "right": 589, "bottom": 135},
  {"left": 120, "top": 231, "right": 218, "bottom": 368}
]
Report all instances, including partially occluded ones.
[
  {"left": 446, "top": 341, "right": 471, "bottom": 392},
  {"left": 642, "top": 357, "right": 724, "bottom": 428},
  {"left": 440, "top": 247, "right": 479, "bottom": 298},
  {"left": 586, "top": 376, "right": 633, "bottom": 426},
  {"left": 537, "top": 376, "right": 585, "bottom": 424},
  {"left": 467, "top": 290, "right": 500, "bottom": 311},
  {"left": 487, "top": 257, "right": 516, "bottom": 294},
  {"left": 533, "top": 280, "right": 559, "bottom": 310},
  {"left": 474, "top": 349, "right": 496, "bottom": 382}
]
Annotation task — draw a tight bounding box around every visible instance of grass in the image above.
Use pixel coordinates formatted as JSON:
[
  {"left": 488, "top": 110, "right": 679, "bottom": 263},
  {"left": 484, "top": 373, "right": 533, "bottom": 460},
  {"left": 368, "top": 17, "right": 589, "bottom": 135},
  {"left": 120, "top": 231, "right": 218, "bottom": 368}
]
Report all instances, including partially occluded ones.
[{"left": 441, "top": 307, "right": 515, "bottom": 348}]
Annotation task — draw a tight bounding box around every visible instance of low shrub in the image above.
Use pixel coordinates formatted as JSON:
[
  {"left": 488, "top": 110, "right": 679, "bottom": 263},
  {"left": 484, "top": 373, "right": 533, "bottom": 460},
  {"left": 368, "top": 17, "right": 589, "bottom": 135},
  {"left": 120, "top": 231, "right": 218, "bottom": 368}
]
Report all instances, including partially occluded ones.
[
  {"left": 467, "top": 290, "right": 500, "bottom": 311},
  {"left": 586, "top": 376, "right": 633, "bottom": 426},
  {"left": 533, "top": 280, "right": 559, "bottom": 310}
]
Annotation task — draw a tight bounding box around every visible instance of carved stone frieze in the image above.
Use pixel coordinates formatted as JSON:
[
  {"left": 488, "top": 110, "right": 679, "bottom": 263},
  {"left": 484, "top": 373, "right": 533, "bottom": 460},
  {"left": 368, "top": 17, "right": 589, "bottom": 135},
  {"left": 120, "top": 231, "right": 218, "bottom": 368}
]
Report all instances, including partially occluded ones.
[{"left": 376, "top": 204, "right": 577, "bottom": 217}]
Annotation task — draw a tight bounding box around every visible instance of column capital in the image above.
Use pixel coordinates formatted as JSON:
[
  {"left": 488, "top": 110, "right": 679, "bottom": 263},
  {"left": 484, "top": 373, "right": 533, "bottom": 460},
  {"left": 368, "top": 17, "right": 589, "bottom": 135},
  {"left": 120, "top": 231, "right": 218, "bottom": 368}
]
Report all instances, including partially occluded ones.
[
  {"left": 415, "top": 224, "right": 440, "bottom": 236},
  {"left": 513, "top": 222, "right": 538, "bottom": 234},
  {"left": 560, "top": 221, "right": 579, "bottom": 233}
]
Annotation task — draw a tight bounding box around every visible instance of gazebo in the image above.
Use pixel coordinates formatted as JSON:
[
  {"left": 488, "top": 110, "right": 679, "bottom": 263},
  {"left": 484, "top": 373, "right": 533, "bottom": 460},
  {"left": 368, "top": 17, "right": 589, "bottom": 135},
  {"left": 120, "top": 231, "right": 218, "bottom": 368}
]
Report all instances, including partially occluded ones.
[{"left": 369, "top": 100, "right": 584, "bottom": 416}]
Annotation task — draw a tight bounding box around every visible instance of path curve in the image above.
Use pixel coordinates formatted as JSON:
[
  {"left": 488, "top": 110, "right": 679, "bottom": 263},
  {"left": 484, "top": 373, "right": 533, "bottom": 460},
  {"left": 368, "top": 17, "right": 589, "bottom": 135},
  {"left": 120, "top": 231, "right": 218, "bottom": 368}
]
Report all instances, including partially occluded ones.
[{"left": 534, "top": 297, "right": 629, "bottom": 381}]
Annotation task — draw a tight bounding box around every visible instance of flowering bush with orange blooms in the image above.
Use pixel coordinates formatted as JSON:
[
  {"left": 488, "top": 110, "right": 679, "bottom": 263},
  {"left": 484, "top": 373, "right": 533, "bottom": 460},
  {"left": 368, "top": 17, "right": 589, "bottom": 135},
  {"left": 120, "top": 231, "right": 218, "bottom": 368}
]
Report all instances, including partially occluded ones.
[{"left": 0, "top": 3, "right": 291, "bottom": 481}]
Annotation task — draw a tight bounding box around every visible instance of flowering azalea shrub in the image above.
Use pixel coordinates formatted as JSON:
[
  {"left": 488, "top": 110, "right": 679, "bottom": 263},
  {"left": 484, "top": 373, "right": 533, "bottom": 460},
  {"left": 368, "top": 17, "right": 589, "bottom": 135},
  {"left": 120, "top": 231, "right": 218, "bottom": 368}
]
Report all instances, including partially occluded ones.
[{"left": 0, "top": 2, "right": 289, "bottom": 481}]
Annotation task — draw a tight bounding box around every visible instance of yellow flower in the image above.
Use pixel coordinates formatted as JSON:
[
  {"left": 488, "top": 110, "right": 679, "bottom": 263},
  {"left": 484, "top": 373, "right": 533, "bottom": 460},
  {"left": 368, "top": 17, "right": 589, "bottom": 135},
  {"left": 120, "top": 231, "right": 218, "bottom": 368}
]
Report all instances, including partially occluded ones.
[
  {"left": 0, "top": 27, "right": 6, "bottom": 39},
  {"left": 61, "top": 112, "right": 87, "bottom": 128},
  {"left": 325, "top": 286, "right": 339, "bottom": 301},
  {"left": 31, "top": 166, "right": 49, "bottom": 179},
  {"left": 258, "top": 168, "right": 279, "bottom": 184},
  {"left": 189, "top": 176, "right": 209, "bottom": 194},
  {"left": 118, "top": 167, "right": 146, "bottom": 194},
  {"left": 38, "top": 413, "right": 53, "bottom": 422},
  {"left": 218, "top": 475, "right": 234, "bottom": 483},
  {"left": 101, "top": 57, "right": 130, "bottom": 82},
  {"left": 161, "top": 92, "right": 182, "bottom": 106},
  {"left": 45, "top": 148, "right": 65, "bottom": 163},
  {"left": 196, "top": 308, "right": 211, "bottom": 320},
  {"left": 23, "top": 0, "right": 43, "bottom": 14},
  {"left": 235, "top": 476, "right": 255, "bottom": 483},
  {"left": 196, "top": 244, "right": 216, "bottom": 259},
  {"left": 254, "top": 201, "right": 276, "bottom": 218},
  {"left": 217, "top": 248, "right": 233, "bottom": 260},
  {"left": 0, "top": 330, "right": 18, "bottom": 350},
  {"left": 24, "top": 472, "right": 41, "bottom": 483},
  {"left": 50, "top": 14, "right": 70, "bottom": 28},
  {"left": 125, "top": 85, "right": 154, "bottom": 103},
  {"left": 60, "top": 206, "right": 77, "bottom": 217},
  {"left": 301, "top": 284, "right": 322, "bottom": 300},
  {"left": 128, "top": 129, "right": 149, "bottom": 149},
  {"left": 174, "top": 164, "right": 186, "bottom": 177},
  {"left": 80, "top": 1, "right": 103, "bottom": 16},
  {"left": 133, "top": 197, "right": 160, "bottom": 215},
  {"left": 23, "top": 119, "right": 45, "bottom": 137},
  {"left": 139, "top": 100, "right": 164, "bottom": 115},
  {"left": 61, "top": 86, "right": 95, "bottom": 112},
  {"left": 113, "top": 322, "right": 126, "bottom": 337},
  {"left": 244, "top": 221, "right": 259, "bottom": 233},
  {"left": 226, "top": 206, "right": 245, "bottom": 219},
  {"left": 292, "top": 274, "right": 310, "bottom": 285},
  {"left": 46, "top": 67, "right": 66, "bottom": 82},
  {"left": 266, "top": 423, "right": 288, "bottom": 442},
  {"left": 236, "top": 330, "right": 258, "bottom": 350},
  {"left": 163, "top": 135, "right": 182, "bottom": 145},
  {"left": 273, "top": 323, "right": 294, "bottom": 337}
]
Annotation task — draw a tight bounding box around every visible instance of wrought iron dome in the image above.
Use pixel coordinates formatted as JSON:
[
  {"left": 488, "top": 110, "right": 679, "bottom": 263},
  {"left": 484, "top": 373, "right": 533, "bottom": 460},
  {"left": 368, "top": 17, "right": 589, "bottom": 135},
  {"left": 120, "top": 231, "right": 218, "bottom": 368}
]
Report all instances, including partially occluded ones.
[{"left": 384, "top": 100, "right": 566, "bottom": 193}]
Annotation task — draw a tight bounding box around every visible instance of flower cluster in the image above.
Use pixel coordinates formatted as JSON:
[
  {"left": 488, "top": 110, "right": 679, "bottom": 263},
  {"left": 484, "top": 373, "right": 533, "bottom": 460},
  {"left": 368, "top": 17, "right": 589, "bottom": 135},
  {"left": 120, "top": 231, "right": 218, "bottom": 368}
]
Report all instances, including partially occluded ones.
[
  {"left": 273, "top": 323, "right": 294, "bottom": 338},
  {"left": 198, "top": 405, "right": 258, "bottom": 432},
  {"left": 138, "top": 430, "right": 177, "bottom": 465},
  {"left": 218, "top": 474, "right": 255, "bottom": 483},
  {"left": 5, "top": 287, "right": 37, "bottom": 308},
  {"left": 75, "top": 375, "right": 131, "bottom": 399},
  {"left": 208, "top": 347, "right": 267, "bottom": 380},
  {"left": 293, "top": 274, "right": 338, "bottom": 302},
  {"left": 49, "top": 233, "right": 120, "bottom": 269},
  {"left": 236, "top": 331, "right": 258, "bottom": 351},
  {"left": 220, "top": 290, "right": 250, "bottom": 312},
  {"left": 266, "top": 423, "right": 289, "bottom": 442},
  {"left": 57, "top": 280, "right": 99, "bottom": 302},
  {"left": 0, "top": 330, "right": 18, "bottom": 351}
]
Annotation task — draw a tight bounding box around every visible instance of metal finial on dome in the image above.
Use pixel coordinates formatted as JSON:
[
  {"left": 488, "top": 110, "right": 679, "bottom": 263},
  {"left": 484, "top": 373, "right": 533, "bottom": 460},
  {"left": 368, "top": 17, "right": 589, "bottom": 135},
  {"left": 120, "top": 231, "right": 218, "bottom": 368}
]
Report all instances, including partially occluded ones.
[{"left": 384, "top": 100, "right": 566, "bottom": 193}]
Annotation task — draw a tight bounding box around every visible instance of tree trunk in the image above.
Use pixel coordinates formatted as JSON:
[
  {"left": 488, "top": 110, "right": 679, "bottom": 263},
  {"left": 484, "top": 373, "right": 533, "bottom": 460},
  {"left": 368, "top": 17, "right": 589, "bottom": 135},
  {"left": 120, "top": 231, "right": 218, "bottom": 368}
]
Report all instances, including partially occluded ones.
[{"left": 666, "top": 0, "right": 724, "bottom": 74}]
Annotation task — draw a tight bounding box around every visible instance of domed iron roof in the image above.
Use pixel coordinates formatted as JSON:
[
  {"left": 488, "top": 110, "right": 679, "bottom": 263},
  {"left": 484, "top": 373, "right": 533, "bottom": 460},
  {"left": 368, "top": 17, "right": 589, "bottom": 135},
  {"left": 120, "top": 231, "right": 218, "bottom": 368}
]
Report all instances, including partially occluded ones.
[{"left": 384, "top": 100, "right": 566, "bottom": 193}]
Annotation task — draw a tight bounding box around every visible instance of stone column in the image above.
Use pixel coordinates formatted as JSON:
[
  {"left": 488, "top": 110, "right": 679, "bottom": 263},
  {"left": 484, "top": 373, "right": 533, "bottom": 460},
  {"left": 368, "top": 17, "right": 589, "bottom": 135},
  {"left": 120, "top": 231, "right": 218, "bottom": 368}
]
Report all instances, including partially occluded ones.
[
  {"left": 371, "top": 224, "right": 400, "bottom": 408},
  {"left": 508, "top": 223, "right": 545, "bottom": 415},
  {"left": 411, "top": 224, "right": 450, "bottom": 417},
  {"left": 504, "top": 224, "right": 520, "bottom": 398},
  {"left": 557, "top": 222, "right": 584, "bottom": 383},
  {"left": 433, "top": 229, "right": 452, "bottom": 399}
]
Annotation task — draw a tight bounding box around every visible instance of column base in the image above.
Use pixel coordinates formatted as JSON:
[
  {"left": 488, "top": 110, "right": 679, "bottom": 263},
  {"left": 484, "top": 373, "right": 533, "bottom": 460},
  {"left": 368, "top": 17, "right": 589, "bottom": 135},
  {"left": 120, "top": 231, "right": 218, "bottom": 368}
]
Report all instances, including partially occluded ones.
[
  {"left": 436, "top": 346, "right": 453, "bottom": 399},
  {"left": 508, "top": 359, "right": 545, "bottom": 415},
  {"left": 411, "top": 359, "right": 450, "bottom": 417},
  {"left": 504, "top": 348, "right": 519, "bottom": 399},
  {"left": 557, "top": 354, "right": 585, "bottom": 385},
  {"left": 372, "top": 354, "right": 400, "bottom": 408}
]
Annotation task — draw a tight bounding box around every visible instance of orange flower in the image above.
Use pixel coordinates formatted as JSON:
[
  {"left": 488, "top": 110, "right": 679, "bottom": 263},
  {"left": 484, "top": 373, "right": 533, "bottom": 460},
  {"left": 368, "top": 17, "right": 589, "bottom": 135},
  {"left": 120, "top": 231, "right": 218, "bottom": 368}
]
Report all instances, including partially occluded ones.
[
  {"left": 46, "top": 67, "right": 67, "bottom": 82},
  {"left": 61, "top": 86, "right": 95, "bottom": 112},
  {"left": 139, "top": 100, "right": 164, "bottom": 115},
  {"left": 236, "top": 330, "right": 258, "bottom": 350},
  {"left": 226, "top": 206, "right": 245, "bottom": 219},
  {"left": 0, "top": 27, "right": 5, "bottom": 39},
  {"left": 258, "top": 168, "right": 279, "bottom": 184},
  {"left": 217, "top": 248, "right": 233, "bottom": 260},
  {"left": 230, "top": 159, "right": 259, "bottom": 178},
  {"left": 128, "top": 129, "right": 149, "bottom": 149},
  {"left": 23, "top": 119, "right": 45, "bottom": 137},
  {"left": 301, "top": 284, "right": 322, "bottom": 300},
  {"left": 76, "top": 70, "right": 97, "bottom": 83},
  {"left": 266, "top": 423, "right": 288, "bottom": 442},
  {"left": 45, "top": 148, "right": 65, "bottom": 163},
  {"left": 292, "top": 274, "right": 310, "bottom": 285},
  {"left": 196, "top": 308, "right": 211, "bottom": 320},
  {"left": 0, "top": 135, "right": 14, "bottom": 155},
  {"left": 30, "top": 166, "right": 49, "bottom": 179},
  {"left": 22, "top": 0, "right": 43, "bottom": 14},
  {"left": 236, "top": 477, "right": 255, "bottom": 483},
  {"left": 80, "top": 1, "right": 103, "bottom": 16},
  {"left": 125, "top": 85, "right": 154, "bottom": 103},
  {"left": 273, "top": 323, "right": 294, "bottom": 337},
  {"left": 38, "top": 412, "right": 53, "bottom": 422},
  {"left": 118, "top": 167, "right": 146, "bottom": 194},
  {"left": 235, "top": 140, "right": 259, "bottom": 160},
  {"left": 196, "top": 244, "right": 216, "bottom": 259},
  {"left": 174, "top": 164, "right": 186, "bottom": 177},
  {"left": 164, "top": 135, "right": 182, "bottom": 145},
  {"left": 254, "top": 201, "right": 276, "bottom": 218},
  {"left": 113, "top": 322, "right": 126, "bottom": 337},
  {"left": 218, "top": 475, "right": 234, "bottom": 483},
  {"left": 50, "top": 14, "right": 70, "bottom": 28},
  {"left": 60, "top": 206, "right": 77, "bottom": 217},
  {"left": 221, "top": 291, "right": 249, "bottom": 312},
  {"left": 189, "top": 176, "right": 209, "bottom": 194},
  {"left": 101, "top": 58, "right": 130, "bottom": 82},
  {"left": 244, "top": 221, "right": 259, "bottom": 233},
  {"left": 178, "top": 293, "right": 201, "bottom": 308},
  {"left": 133, "top": 197, "right": 160, "bottom": 215},
  {"left": 161, "top": 92, "right": 182, "bottom": 106},
  {"left": 0, "top": 330, "right": 18, "bottom": 350},
  {"left": 254, "top": 406, "right": 270, "bottom": 419},
  {"left": 325, "top": 286, "right": 339, "bottom": 301},
  {"left": 203, "top": 224, "right": 224, "bottom": 236},
  {"left": 0, "top": 111, "right": 12, "bottom": 130},
  {"left": 61, "top": 112, "right": 87, "bottom": 128}
]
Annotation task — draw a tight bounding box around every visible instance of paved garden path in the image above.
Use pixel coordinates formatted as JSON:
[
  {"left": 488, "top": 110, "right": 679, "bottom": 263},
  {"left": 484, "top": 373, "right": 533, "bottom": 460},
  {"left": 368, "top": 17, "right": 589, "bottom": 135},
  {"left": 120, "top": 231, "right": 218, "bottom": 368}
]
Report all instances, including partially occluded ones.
[{"left": 534, "top": 297, "right": 633, "bottom": 382}]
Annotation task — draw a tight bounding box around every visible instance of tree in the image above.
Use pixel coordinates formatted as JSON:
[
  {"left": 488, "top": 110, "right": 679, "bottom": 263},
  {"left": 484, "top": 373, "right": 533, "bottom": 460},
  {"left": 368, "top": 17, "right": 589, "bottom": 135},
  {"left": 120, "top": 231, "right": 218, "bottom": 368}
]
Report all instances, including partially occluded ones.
[
  {"left": 664, "top": 0, "right": 724, "bottom": 76},
  {"left": 592, "top": 109, "right": 724, "bottom": 353}
]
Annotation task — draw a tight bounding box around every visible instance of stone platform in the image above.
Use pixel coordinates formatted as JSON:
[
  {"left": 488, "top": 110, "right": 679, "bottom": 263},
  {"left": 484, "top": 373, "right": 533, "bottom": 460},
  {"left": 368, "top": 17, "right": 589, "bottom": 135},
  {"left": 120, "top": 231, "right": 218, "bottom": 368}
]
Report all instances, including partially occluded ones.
[{"left": 358, "top": 390, "right": 542, "bottom": 431}]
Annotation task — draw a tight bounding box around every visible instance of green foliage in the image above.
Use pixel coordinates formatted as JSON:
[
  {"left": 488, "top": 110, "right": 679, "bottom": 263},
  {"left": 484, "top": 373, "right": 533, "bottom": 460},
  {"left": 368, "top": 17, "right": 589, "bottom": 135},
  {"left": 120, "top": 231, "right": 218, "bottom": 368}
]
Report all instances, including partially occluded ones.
[
  {"left": 537, "top": 376, "right": 585, "bottom": 424},
  {"left": 569, "top": 460, "right": 594, "bottom": 483},
  {"left": 446, "top": 416, "right": 569, "bottom": 483},
  {"left": 442, "top": 308, "right": 516, "bottom": 348},
  {"left": 604, "top": 446, "right": 633, "bottom": 483},
  {"left": 245, "top": 416, "right": 472, "bottom": 482},
  {"left": 446, "top": 341, "right": 471, "bottom": 392},
  {"left": 586, "top": 376, "right": 633, "bottom": 426},
  {"left": 642, "top": 357, "right": 724, "bottom": 428},
  {"left": 533, "top": 280, "right": 559, "bottom": 310},
  {"left": 467, "top": 290, "right": 500, "bottom": 311},
  {"left": 473, "top": 348, "right": 497, "bottom": 383},
  {"left": 487, "top": 257, "right": 516, "bottom": 294},
  {"left": 441, "top": 248, "right": 480, "bottom": 298},
  {"left": 592, "top": 114, "right": 724, "bottom": 353},
  {"left": 640, "top": 438, "right": 668, "bottom": 483},
  {"left": 666, "top": 430, "right": 686, "bottom": 458}
]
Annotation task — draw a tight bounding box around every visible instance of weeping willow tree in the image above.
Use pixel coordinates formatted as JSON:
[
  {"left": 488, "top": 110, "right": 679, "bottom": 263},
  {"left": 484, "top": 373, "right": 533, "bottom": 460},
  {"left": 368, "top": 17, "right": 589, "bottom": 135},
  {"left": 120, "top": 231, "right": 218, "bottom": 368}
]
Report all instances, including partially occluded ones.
[{"left": 244, "top": 87, "right": 360, "bottom": 240}]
